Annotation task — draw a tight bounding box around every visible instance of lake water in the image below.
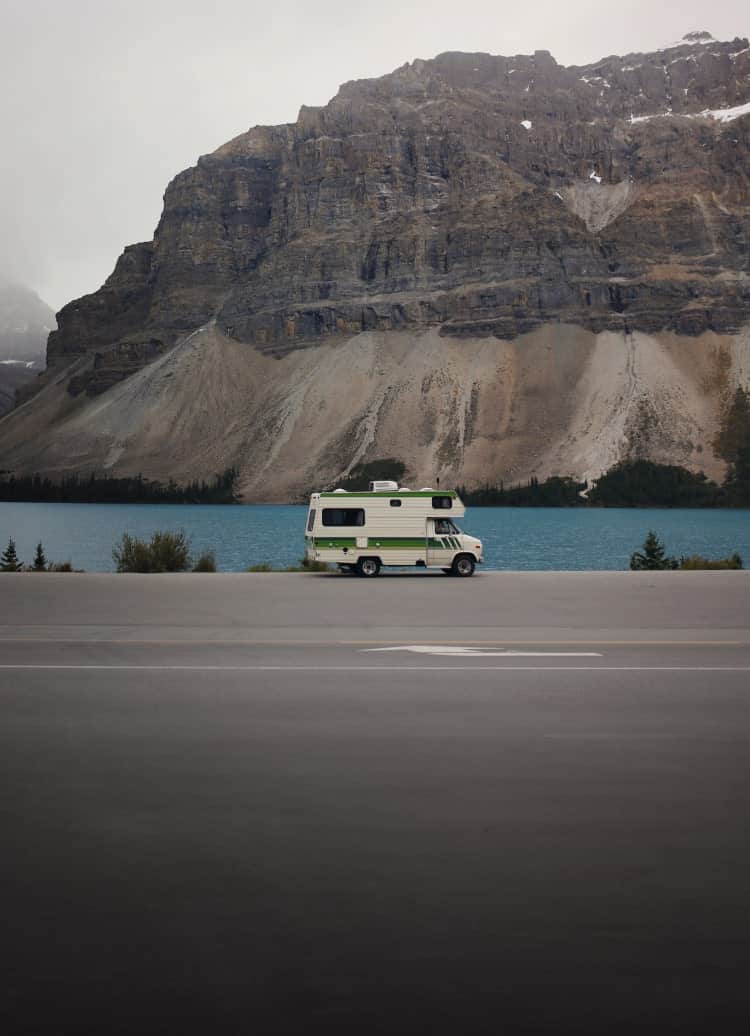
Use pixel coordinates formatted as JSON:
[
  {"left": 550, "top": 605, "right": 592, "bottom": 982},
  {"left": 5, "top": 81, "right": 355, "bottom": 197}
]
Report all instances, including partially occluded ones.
[{"left": 1, "top": 502, "right": 748, "bottom": 572}]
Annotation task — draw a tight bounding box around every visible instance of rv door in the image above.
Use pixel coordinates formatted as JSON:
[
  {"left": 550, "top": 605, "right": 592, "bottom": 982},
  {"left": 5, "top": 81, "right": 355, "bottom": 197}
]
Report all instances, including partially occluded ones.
[{"left": 426, "top": 518, "right": 453, "bottom": 568}]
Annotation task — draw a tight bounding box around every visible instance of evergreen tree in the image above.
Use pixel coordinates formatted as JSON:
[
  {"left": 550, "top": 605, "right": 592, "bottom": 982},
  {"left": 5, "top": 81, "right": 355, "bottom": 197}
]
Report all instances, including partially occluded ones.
[
  {"left": 716, "top": 386, "right": 750, "bottom": 463},
  {"left": 717, "top": 386, "right": 750, "bottom": 505},
  {"left": 725, "top": 442, "right": 750, "bottom": 505},
  {"left": 1, "top": 538, "right": 22, "bottom": 572},
  {"left": 33, "top": 541, "right": 47, "bottom": 571},
  {"left": 630, "top": 531, "right": 678, "bottom": 571}
]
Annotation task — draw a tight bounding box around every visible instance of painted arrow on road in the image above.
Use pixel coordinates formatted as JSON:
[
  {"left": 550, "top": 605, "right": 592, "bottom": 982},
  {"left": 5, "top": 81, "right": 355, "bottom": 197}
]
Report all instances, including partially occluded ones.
[{"left": 362, "top": 645, "right": 602, "bottom": 657}]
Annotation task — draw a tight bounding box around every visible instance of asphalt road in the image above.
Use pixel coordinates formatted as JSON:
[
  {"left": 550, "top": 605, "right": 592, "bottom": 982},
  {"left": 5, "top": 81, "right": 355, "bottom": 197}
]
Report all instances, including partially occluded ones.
[{"left": 2, "top": 573, "right": 750, "bottom": 1035}]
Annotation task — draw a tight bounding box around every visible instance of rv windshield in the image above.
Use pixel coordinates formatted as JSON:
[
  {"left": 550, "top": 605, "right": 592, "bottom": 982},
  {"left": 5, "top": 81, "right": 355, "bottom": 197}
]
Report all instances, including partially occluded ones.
[{"left": 435, "top": 519, "right": 461, "bottom": 535}]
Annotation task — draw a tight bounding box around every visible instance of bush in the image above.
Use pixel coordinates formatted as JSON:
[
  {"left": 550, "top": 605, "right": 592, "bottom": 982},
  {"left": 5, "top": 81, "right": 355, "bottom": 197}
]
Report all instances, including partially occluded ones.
[
  {"left": 300, "top": 556, "right": 330, "bottom": 572},
  {"left": 679, "top": 554, "right": 743, "bottom": 570},
  {"left": 192, "top": 550, "right": 217, "bottom": 572},
  {"left": 113, "top": 530, "right": 193, "bottom": 573},
  {"left": 285, "top": 557, "right": 332, "bottom": 572},
  {"left": 48, "top": 561, "right": 74, "bottom": 572},
  {"left": 247, "top": 558, "right": 331, "bottom": 572}
]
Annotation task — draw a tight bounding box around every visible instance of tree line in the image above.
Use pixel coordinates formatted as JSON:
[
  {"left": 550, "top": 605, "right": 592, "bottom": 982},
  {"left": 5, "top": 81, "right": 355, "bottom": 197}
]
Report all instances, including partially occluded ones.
[{"left": 0, "top": 468, "right": 239, "bottom": 504}]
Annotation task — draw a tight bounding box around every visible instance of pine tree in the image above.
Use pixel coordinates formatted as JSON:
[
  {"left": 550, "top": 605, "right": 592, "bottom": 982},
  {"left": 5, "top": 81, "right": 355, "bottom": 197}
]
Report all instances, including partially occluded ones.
[
  {"left": 33, "top": 541, "right": 47, "bottom": 571},
  {"left": 1, "top": 538, "right": 22, "bottom": 572},
  {"left": 630, "top": 531, "right": 678, "bottom": 571},
  {"left": 716, "top": 386, "right": 750, "bottom": 463}
]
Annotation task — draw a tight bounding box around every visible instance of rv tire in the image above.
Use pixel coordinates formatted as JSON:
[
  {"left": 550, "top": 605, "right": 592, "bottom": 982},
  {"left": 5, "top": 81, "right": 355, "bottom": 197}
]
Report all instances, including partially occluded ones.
[
  {"left": 356, "top": 557, "right": 381, "bottom": 578},
  {"left": 452, "top": 554, "right": 476, "bottom": 577}
]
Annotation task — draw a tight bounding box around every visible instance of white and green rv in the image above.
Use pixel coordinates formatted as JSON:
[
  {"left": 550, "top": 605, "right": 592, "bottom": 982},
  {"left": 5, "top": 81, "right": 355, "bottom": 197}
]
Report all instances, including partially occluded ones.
[{"left": 305, "top": 481, "right": 483, "bottom": 576}]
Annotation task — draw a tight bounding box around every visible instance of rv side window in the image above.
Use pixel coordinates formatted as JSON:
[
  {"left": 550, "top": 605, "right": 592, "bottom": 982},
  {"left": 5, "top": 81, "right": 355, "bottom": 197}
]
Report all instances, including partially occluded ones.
[
  {"left": 432, "top": 496, "right": 453, "bottom": 509},
  {"left": 307, "top": 509, "right": 316, "bottom": 532},
  {"left": 389, "top": 499, "right": 402, "bottom": 507},
  {"left": 322, "top": 508, "right": 365, "bottom": 527}
]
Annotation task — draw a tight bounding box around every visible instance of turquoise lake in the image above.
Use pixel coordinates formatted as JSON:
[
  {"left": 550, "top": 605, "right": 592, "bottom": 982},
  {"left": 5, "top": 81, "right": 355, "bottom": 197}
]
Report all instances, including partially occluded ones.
[{"left": 1, "top": 502, "right": 748, "bottom": 572}]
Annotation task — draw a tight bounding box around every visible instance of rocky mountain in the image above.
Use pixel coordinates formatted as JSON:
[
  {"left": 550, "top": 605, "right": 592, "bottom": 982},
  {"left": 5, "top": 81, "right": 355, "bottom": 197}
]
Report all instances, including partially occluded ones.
[
  {"left": 0, "top": 279, "right": 54, "bottom": 416},
  {"left": 1, "top": 31, "right": 749, "bottom": 497}
]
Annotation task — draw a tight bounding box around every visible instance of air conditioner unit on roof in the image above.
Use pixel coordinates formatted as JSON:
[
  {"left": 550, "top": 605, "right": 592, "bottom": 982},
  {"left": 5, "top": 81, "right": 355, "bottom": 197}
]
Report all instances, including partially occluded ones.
[{"left": 368, "top": 480, "right": 399, "bottom": 492}]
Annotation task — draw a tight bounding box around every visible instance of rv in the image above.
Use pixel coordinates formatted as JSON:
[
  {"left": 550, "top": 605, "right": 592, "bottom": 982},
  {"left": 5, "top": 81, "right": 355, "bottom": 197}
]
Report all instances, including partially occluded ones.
[{"left": 304, "top": 481, "right": 483, "bottom": 576}]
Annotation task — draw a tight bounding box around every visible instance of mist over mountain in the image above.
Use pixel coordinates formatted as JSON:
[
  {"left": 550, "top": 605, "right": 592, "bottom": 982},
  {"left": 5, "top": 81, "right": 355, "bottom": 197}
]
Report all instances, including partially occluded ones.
[
  {"left": 1, "top": 32, "right": 749, "bottom": 497},
  {"left": 0, "top": 278, "right": 54, "bottom": 415}
]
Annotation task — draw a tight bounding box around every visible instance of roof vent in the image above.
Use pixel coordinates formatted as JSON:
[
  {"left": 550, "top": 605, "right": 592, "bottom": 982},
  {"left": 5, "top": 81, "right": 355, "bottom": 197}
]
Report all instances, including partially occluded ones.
[
  {"left": 368, "top": 480, "right": 399, "bottom": 492},
  {"left": 332, "top": 488, "right": 347, "bottom": 494}
]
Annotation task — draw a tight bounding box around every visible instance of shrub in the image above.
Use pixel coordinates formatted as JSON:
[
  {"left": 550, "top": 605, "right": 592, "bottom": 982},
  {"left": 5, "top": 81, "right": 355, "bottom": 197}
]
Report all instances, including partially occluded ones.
[
  {"left": 679, "top": 554, "right": 743, "bottom": 570},
  {"left": 247, "top": 558, "right": 330, "bottom": 572},
  {"left": 149, "top": 531, "right": 191, "bottom": 572},
  {"left": 193, "top": 550, "right": 217, "bottom": 572},
  {"left": 48, "top": 561, "right": 74, "bottom": 572},
  {"left": 285, "top": 557, "right": 332, "bottom": 572},
  {"left": 113, "top": 533, "right": 153, "bottom": 573},
  {"left": 113, "top": 530, "right": 193, "bottom": 573},
  {"left": 299, "top": 556, "right": 330, "bottom": 572}
]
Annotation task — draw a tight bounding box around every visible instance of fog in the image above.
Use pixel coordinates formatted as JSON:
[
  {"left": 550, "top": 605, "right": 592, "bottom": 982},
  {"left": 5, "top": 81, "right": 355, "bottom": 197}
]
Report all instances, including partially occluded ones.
[{"left": 1, "top": 0, "right": 746, "bottom": 311}]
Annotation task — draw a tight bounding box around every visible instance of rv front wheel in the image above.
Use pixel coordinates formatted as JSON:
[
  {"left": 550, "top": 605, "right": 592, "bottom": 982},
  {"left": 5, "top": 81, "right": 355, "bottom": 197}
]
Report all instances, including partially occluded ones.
[
  {"left": 452, "top": 554, "right": 475, "bottom": 577},
  {"left": 356, "top": 557, "right": 381, "bottom": 578}
]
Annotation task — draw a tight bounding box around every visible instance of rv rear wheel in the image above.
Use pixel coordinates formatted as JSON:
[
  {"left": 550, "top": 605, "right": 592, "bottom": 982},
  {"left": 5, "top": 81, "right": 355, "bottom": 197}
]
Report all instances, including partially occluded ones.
[
  {"left": 452, "top": 554, "right": 475, "bottom": 577},
  {"left": 356, "top": 557, "right": 381, "bottom": 578}
]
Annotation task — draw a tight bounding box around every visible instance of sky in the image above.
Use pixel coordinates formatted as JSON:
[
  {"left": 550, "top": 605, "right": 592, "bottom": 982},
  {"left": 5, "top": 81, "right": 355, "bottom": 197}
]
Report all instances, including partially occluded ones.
[{"left": 1, "top": 0, "right": 747, "bottom": 312}]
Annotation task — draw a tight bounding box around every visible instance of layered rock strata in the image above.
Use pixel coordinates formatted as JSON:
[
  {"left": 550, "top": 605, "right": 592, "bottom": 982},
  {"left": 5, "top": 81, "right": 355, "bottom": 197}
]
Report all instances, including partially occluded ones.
[
  {"left": 46, "top": 30, "right": 750, "bottom": 374},
  {"left": 1, "top": 32, "right": 749, "bottom": 495}
]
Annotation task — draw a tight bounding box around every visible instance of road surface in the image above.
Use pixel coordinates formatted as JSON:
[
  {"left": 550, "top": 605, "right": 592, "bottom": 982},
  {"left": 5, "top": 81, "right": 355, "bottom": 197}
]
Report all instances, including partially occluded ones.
[{"left": 2, "top": 572, "right": 749, "bottom": 1034}]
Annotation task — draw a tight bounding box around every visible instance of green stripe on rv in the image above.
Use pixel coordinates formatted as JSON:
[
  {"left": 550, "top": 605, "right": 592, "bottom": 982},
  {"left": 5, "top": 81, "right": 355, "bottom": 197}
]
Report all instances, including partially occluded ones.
[
  {"left": 313, "top": 538, "right": 459, "bottom": 550},
  {"left": 368, "top": 538, "right": 429, "bottom": 549}
]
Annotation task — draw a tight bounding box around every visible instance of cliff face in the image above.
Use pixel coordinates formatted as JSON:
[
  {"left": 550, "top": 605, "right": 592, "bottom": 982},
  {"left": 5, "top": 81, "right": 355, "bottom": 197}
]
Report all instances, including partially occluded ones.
[{"left": 2, "top": 32, "right": 749, "bottom": 495}]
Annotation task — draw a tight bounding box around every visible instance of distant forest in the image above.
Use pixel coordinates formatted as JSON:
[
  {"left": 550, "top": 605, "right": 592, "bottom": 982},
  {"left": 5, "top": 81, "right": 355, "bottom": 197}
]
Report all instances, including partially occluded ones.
[
  {"left": 0, "top": 468, "right": 239, "bottom": 504},
  {"left": 1, "top": 457, "right": 747, "bottom": 507},
  {"left": 459, "top": 461, "right": 733, "bottom": 508}
]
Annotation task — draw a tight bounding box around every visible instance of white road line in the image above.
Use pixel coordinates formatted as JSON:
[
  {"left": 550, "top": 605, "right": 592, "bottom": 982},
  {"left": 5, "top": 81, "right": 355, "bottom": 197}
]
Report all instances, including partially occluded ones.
[
  {"left": 364, "top": 645, "right": 602, "bottom": 657},
  {"left": 0, "top": 665, "right": 749, "bottom": 673}
]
